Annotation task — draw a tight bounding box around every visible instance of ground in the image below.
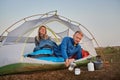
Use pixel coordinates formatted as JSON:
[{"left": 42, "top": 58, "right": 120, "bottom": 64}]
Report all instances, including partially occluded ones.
[{"left": 0, "top": 46, "right": 120, "bottom": 80}]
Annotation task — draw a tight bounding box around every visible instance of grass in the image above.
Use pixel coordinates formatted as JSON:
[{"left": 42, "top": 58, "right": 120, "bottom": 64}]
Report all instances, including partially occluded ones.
[{"left": 96, "top": 46, "right": 120, "bottom": 63}]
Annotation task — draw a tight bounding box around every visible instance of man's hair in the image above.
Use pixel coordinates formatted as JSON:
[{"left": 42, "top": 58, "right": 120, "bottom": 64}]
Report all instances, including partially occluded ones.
[{"left": 74, "top": 31, "right": 83, "bottom": 36}]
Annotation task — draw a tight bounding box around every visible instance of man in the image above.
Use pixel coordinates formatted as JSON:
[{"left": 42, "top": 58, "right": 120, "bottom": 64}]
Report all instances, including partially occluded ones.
[{"left": 59, "top": 31, "right": 83, "bottom": 67}]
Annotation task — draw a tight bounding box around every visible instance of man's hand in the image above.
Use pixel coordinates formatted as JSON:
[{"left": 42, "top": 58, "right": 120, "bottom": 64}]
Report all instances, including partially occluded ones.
[
  {"left": 65, "top": 59, "right": 69, "bottom": 67},
  {"left": 65, "top": 58, "right": 75, "bottom": 67}
]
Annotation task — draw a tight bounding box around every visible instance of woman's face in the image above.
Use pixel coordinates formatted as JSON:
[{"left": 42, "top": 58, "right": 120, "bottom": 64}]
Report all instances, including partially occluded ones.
[{"left": 39, "top": 27, "right": 46, "bottom": 35}]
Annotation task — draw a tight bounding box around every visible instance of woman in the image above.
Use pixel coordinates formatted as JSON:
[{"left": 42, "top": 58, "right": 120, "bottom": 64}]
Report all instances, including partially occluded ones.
[
  {"left": 27, "top": 25, "right": 59, "bottom": 58},
  {"left": 27, "top": 25, "right": 54, "bottom": 58},
  {"left": 33, "top": 25, "right": 51, "bottom": 52},
  {"left": 35, "top": 25, "right": 49, "bottom": 46}
]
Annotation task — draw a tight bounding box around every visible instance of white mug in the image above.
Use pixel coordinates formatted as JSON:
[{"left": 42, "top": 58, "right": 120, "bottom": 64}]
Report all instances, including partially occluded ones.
[
  {"left": 75, "top": 68, "right": 81, "bottom": 75},
  {"left": 68, "top": 62, "right": 76, "bottom": 71}
]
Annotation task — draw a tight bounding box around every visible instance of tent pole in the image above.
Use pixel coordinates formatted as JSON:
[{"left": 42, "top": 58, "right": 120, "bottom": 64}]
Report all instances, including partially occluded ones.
[
  {"left": 79, "top": 24, "right": 105, "bottom": 62},
  {"left": 58, "top": 14, "right": 105, "bottom": 62},
  {"left": 0, "top": 10, "right": 57, "bottom": 42}
]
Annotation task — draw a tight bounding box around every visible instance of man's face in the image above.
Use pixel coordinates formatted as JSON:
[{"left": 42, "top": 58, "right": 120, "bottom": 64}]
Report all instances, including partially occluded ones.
[{"left": 73, "top": 33, "right": 83, "bottom": 45}]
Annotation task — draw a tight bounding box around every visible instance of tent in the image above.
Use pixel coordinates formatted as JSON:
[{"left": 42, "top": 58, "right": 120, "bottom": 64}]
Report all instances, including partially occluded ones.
[{"left": 0, "top": 11, "right": 98, "bottom": 75}]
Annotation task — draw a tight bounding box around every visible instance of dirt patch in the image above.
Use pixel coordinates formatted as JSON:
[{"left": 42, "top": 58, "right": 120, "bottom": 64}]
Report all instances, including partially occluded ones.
[{"left": 0, "top": 46, "right": 120, "bottom": 80}]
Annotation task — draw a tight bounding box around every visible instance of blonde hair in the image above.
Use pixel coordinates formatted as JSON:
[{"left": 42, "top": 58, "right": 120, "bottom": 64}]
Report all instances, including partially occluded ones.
[
  {"left": 36, "top": 25, "right": 48, "bottom": 41},
  {"left": 38, "top": 25, "right": 47, "bottom": 36}
]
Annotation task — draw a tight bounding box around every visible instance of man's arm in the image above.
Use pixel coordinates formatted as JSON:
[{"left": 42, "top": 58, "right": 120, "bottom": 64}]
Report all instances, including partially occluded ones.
[
  {"left": 60, "top": 37, "right": 69, "bottom": 60},
  {"left": 76, "top": 46, "right": 82, "bottom": 59}
]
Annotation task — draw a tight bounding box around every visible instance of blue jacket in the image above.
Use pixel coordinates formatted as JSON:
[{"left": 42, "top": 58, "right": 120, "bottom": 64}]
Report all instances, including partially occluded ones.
[{"left": 58, "top": 37, "right": 82, "bottom": 60}]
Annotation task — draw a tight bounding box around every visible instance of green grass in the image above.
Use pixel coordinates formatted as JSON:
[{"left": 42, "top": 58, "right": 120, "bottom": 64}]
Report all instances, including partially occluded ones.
[
  {"left": 96, "top": 46, "right": 120, "bottom": 54},
  {"left": 96, "top": 46, "right": 120, "bottom": 63}
]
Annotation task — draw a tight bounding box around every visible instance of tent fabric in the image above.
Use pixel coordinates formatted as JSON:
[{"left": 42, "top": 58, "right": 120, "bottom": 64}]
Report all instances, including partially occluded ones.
[
  {"left": 56, "top": 29, "right": 69, "bottom": 38},
  {"left": 0, "top": 14, "right": 97, "bottom": 67},
  {"left": 2, "top": 15, "right": 81, "bottom": 45}
]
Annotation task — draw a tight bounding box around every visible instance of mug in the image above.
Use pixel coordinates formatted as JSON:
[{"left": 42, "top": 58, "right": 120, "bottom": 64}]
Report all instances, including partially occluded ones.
[{"left": 75, "top": 68, "right": 81, "bottom": 75}]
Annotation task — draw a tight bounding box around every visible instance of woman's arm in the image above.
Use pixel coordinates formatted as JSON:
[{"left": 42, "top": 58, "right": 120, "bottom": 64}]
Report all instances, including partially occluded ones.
[{"left": 35, "top": 36, "right": 39, "bottom": 46}]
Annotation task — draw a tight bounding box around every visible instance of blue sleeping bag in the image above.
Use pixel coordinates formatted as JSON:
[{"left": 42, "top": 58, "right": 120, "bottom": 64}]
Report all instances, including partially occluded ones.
[
  {"left": 37, "top": 56, "right": 64, "bottom": 62},
  {"left": 24, "top": 49, "right": 64, "bottom": 62},
  {"left": 30, "top": 49, "right": 53, "bottom": 55}
]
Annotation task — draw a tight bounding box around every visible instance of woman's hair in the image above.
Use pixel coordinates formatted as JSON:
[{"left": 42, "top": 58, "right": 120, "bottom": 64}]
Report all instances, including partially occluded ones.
[
  {"left": 38, "top": 25, "right": 47, "bottom": 36},
  {"left": 37, "top": 25, "right": 48, "bottom": 41}
]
